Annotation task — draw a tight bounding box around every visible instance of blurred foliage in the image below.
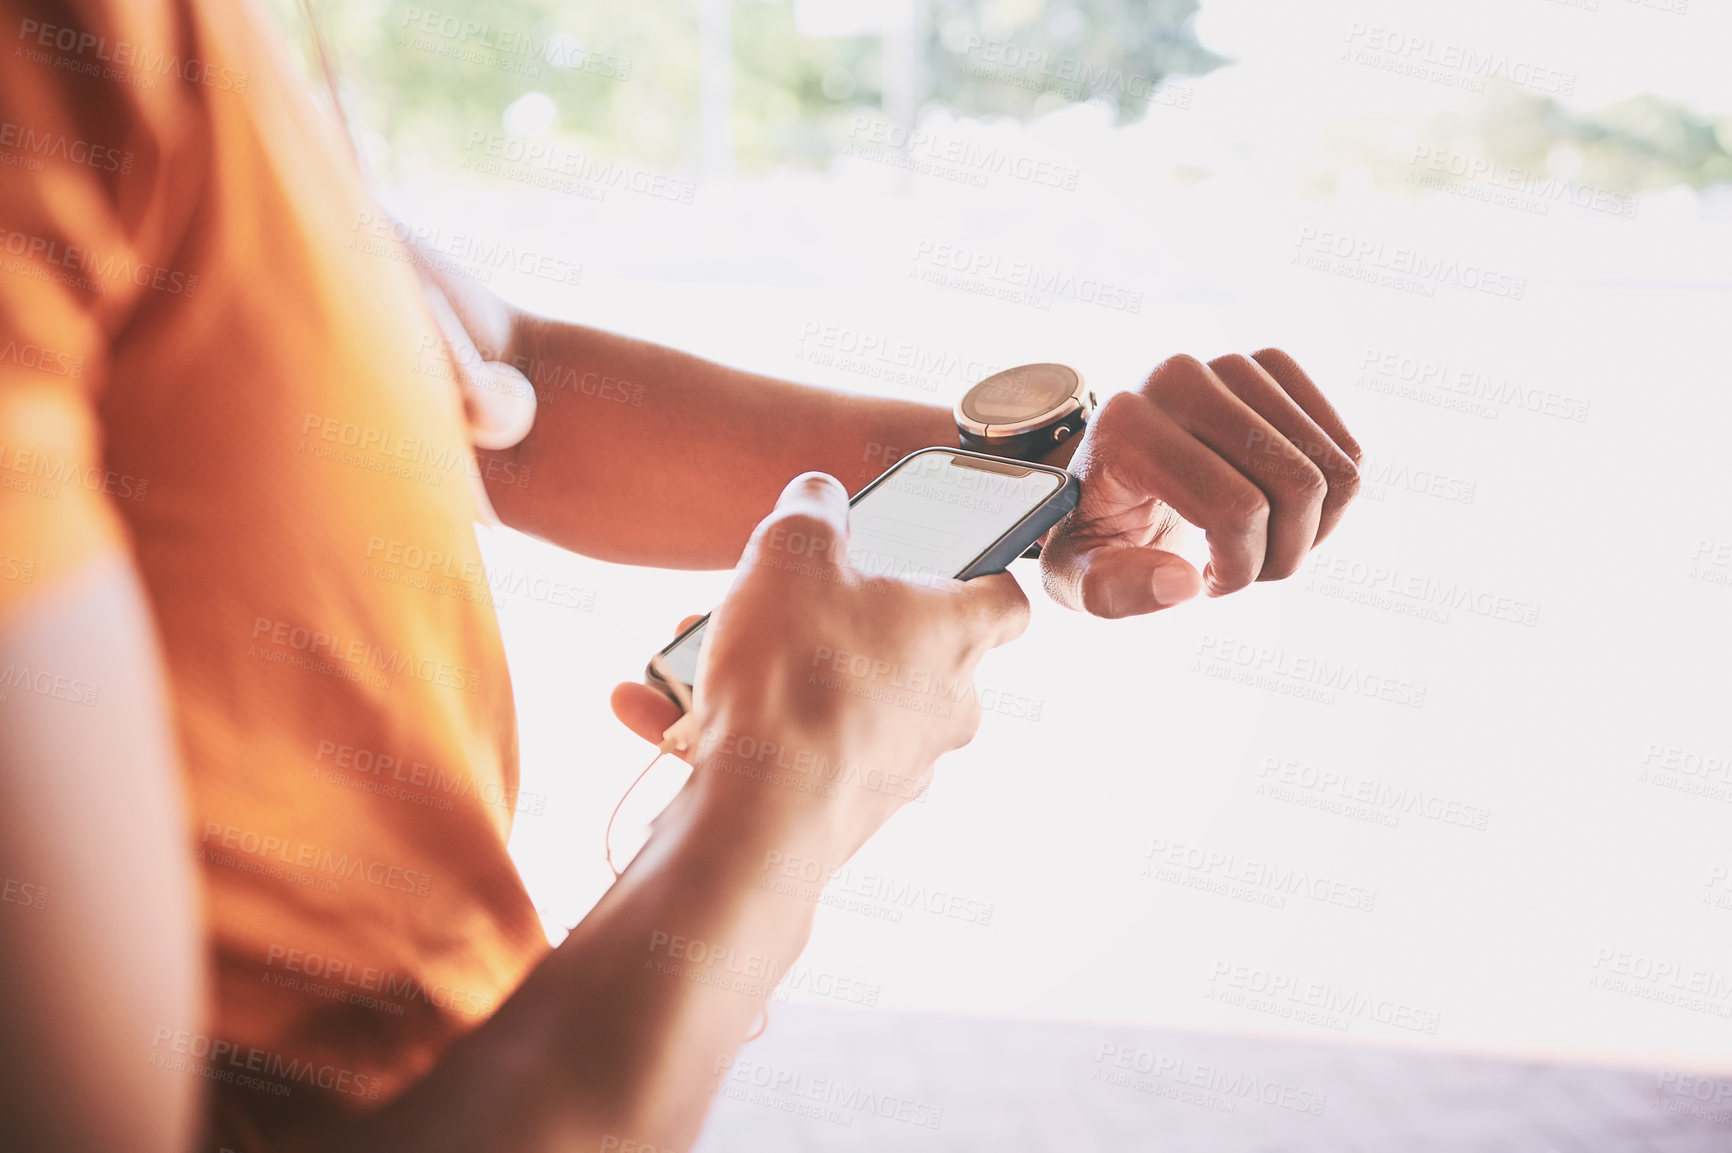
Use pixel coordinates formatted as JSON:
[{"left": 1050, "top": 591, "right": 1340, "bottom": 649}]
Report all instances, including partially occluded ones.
[
  {"left": 264, "top": 1, "right": 1729, "bottom": 194},
  {"left": 923, "top": 0, "right": 1224, "bottom": 125},
  {"left": 261, "top": 0, "right": 700, "bottom": 168},
  {"left": 1327, "top": 85, "right": 1732, "bottom": 199},
  {"left": 264, "top": 0, "right": 1223, "bottom": 174},
  {"left": 1448, "top": 88, "right": 1732, "bottom": 192}
]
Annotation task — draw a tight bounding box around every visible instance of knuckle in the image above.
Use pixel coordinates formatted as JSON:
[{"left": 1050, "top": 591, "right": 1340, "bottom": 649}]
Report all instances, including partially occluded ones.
[
  {"left": 1094, "top": 389, "right": 1146, "bottom": 431},
  {"left": 951, "top": 700, "right": 984, "bottom": 747},
  {"left": 754, "top": 509, "right": 841, "bottom": 564},
  {"left": 1288, "top": 457, "right": 1328, "bottom": 500},
  {"left": 1223, "top": 484, "right": 1271, "bottom": 534},
  {"left": 1328, "top": 453, "right": 1363, "bottom": 500},
  {"left": 765, "top": 509, "right": 832, "bottom": 540},
  {"left": 1143, "top": 354, "right": 1209, "bottom": 398},
  {"left": 1259, "top": 553, "right": 1306, "bottom": 581},
  {"left": 1211, "top": 569, "right": 1254, "bottom": 596}
]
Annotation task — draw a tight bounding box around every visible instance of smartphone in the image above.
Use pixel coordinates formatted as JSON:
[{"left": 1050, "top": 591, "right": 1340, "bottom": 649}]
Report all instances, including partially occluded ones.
[{"left": 645, "top": 447, "right": 1080, "bottom": 705}]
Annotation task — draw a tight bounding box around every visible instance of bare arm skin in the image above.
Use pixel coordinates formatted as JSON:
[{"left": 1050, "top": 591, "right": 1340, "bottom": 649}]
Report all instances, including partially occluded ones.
[
  {"left": 417, "top": 255, "right": 1360, "bottom": 609},
  {"left": 413, "top": 254, "right": 964, "bottom": 568},
  {"left": 0, "top": 556, "right": 204, "bottom": 1153}
]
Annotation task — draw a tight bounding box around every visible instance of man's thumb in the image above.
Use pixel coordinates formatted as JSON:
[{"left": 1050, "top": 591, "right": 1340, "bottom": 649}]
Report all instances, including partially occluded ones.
[{"left": 1041, "top": 542, "right": 1201, "bottom": 618}]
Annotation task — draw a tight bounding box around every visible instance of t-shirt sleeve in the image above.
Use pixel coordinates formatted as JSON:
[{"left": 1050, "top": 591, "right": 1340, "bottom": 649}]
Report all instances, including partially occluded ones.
[{"left": 0, "top": 2, "right": 187, "bottom": 623}]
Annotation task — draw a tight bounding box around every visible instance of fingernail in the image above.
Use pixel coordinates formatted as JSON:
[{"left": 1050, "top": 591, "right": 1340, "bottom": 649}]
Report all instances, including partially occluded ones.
[{"left": 1151, "top": 566, "right": 1194, "bottom": 605}]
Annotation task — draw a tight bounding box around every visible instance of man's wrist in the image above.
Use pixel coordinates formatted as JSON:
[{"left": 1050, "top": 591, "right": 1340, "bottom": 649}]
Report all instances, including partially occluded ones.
[
  {"left": 683, "top": 710, "right": 858, "bottom": 871},
  {"left": 1035, "top": 428, "right": 1084, "bottom": 471}
]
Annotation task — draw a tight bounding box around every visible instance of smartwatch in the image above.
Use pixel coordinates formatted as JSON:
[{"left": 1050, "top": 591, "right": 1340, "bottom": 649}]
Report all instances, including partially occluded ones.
[{"left": 954, "top": 363, "right": 1095, "bottom": 462}]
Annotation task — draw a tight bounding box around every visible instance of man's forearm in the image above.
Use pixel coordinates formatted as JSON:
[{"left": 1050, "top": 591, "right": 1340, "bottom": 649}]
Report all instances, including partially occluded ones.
[
  {"left": 482, "top": 312, "right": 958, "bottom": 568},
  {"left": 331, "top": 753, "right": 831, "bottom": 1153}
]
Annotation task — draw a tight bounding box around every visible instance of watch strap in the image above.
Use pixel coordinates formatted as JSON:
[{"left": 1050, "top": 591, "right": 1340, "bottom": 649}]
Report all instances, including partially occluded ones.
[{"left": 956, "top": 406, "right": 1088, "bottom": 461}]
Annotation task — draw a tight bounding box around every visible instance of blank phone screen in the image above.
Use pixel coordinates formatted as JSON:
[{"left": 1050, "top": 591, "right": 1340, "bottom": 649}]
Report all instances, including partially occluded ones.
[{"left": 655, "top": 452, "right": 1063, "bottom": 688}]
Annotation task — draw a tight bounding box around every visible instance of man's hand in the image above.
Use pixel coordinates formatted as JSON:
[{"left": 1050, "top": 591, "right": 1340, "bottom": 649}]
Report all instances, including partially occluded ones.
[
  {"left": 615, "top": 472, "right": 1030, "bottom": 863},
  {"left": 1041, "top": 349, "right": 1362, "bottom": 618}
]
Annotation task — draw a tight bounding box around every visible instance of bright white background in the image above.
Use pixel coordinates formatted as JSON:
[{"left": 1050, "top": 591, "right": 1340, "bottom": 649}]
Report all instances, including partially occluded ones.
[{"left": 374, "top": 0, "right": 1732, "bottom": 1071}]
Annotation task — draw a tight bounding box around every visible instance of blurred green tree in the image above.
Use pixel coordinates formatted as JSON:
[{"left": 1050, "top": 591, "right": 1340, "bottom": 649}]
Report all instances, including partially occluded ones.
[{"left": 266, "top": 0, "right": 1225, "bottom": 174}]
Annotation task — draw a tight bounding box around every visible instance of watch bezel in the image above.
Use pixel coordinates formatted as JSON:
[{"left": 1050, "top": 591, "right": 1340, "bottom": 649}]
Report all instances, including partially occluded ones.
[{"left": 954, "top": 363, "right": 1090, "bottom": 441}]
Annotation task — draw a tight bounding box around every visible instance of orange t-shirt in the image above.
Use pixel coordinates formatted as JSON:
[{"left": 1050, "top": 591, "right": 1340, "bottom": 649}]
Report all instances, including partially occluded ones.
[{"left": 0, "top": 0, "right": 548, "bottom": 1143}]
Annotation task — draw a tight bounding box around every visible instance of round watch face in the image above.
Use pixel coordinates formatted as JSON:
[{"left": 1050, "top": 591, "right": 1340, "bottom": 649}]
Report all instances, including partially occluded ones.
[{"left": 959, "top": 363, "right": 1080, "bottom": 426}]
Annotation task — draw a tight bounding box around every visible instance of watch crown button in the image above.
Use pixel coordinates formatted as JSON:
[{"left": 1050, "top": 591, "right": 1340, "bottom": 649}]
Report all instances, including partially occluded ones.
[{"left": 1051, "top": 425, "right": 1073, "bottom": 442}]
